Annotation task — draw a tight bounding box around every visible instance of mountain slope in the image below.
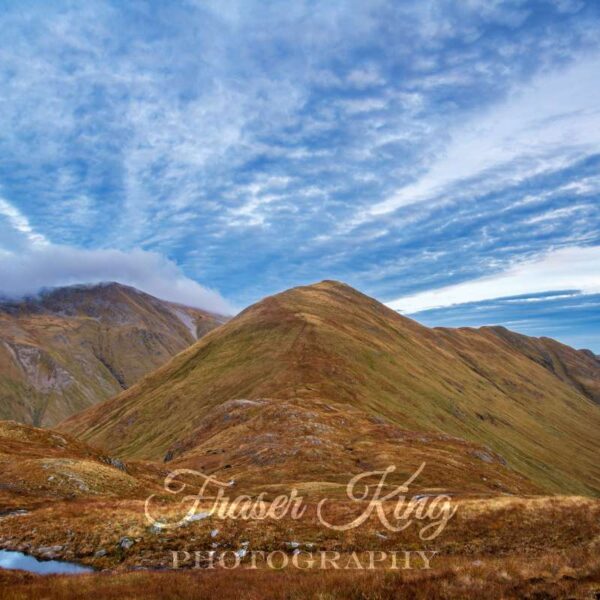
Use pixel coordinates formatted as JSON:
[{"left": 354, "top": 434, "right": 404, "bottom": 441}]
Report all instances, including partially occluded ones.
[
  {"left": 481, "top": 325, "right": 600, "bottom": 404},
  {"left": 0, "top": 283, "right": 228, "bottom": 427},
  {"left": 160, "top": 396, "right": 538, "bottom": 497},
  {"left": 60, "top": 280, "right": 600, "bottom": 495}
]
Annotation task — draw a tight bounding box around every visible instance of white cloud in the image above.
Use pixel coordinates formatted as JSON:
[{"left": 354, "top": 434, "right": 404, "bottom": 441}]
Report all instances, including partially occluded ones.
[
  {"left": 0, "top": 195, "right": 234, "bottom": 313},
  {"left": 351, "top": 54, "right": 600, "bottom": 225},
  {"left": 524, "top": 204, "right": 592, "bottom": 224},
  {"left": 0, "top": 244, "right": 235, "bottom": 315},
  {"left": 388, "top": 245, "right": 600, "bottom": 313},
  {"left": 340, "top": 97, "right": 389, "bottom": 114},
  {"left": 346, "top": 65, "right": 385, "bottom": 88},
  {"left": 225, "top": 175, "right": 293, "bottom": 227},
  {"left": 0, "top": 198, "right": 48, "bottom": 246}
]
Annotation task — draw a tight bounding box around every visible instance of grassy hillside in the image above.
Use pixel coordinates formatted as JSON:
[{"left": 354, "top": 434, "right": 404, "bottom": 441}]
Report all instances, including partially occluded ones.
[
  {"left": 0, "top": 420, "right": 165, "bottom": 512},
  {"left": 0, "top": 283, "right": 228, "bottom": 426},
  {"left": 481, "top": 325, "right": 600, "bottom": 404},
  {"left": 60, "top": 281, "right": 600, "bottom": 495},
  {"left": 2, "top": 495, "right": 599, "bottom": 598},
  {"left": 163, "top": 396, "right": 538, "bottom": 497}
]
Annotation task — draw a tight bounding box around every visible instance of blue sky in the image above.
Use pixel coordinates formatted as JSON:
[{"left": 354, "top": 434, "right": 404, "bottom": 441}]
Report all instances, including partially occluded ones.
[{"left": 0, "top": 1, "right": 599, "bottom": 349}]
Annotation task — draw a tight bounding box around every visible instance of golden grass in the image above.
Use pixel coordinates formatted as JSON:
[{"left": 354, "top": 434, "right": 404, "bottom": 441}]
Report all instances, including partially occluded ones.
[
  {"left": 1, "top": 422, "right": 599, "bottom": 598},
  {"left": 0, "top": 549, "right": 599, "bottom": 600}
]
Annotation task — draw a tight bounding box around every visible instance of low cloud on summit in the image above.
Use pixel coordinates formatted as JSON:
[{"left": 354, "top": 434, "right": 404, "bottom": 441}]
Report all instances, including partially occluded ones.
[{"left": 0, "top": 244, "right": 235, "bottom": 315}]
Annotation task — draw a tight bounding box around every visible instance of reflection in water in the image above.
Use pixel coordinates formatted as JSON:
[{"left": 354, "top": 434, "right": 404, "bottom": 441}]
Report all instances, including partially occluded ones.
[{"left": 0, "top": 550, "right": 93, "bottom": 574}]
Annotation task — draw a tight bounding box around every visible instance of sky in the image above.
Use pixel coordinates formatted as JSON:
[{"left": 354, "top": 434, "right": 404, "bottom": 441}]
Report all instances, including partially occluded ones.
[{"left": 0, "top": 0, "right": 599, "bottom": 349}]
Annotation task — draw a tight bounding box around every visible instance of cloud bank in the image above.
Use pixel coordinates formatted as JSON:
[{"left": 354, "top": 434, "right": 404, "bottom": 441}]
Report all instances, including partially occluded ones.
[
  {"left": 0, "top": 245, "right": 235, "bottom": 315},
  {"left": 388, "top": 246, "right": 600, "bottom": 314}
]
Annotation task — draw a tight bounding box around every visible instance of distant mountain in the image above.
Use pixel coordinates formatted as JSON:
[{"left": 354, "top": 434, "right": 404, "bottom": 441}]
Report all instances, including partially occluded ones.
[
  {"left": 60, "top": 281, "right": 600, "bottom": 496},
  {"left": 0, "top": 283, "right": 228, "bottom": 426}
]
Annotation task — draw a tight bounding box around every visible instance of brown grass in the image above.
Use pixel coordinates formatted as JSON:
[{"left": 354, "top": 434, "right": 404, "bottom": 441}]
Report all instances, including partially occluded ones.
[
  {"left": 2, "top": 495, "right": 598, "bottom": 571},
  {"left": 1, "top": 549, "right": 599, "bottom": 600}
]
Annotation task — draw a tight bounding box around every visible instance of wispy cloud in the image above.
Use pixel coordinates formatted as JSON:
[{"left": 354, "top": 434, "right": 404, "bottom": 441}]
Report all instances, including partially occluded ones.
[
  {"left": 0, "top": 198, "right": 48, "bottom": 247},
  {"left": 342, "top": 54, "right": 600, "bottom": 231},
  {"left": 388, "top": 246, "right": 600, "bottom": 313},
  {"left": 0, "top": 0, "right": 599, "bottom": 345}
]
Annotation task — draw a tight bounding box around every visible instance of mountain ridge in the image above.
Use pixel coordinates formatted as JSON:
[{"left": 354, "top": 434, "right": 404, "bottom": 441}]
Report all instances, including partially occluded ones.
[
  {"left": 476, "top": 325, "right": 600, "bottom": 404},
  {"left": 60, "top": 280, "right": 600, "bottom": 496}
]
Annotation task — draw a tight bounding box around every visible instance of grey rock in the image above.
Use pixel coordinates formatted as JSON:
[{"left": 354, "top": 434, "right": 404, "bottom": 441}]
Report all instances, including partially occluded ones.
[
  {"left": 119, "top": 537, "right": 134, "bottom": 550},
  {"left": 471, "top": 450, "right": 494, "bottom": 463},
  {"left": 185, "top": 511, "right": 211, "bottom": 522},
  {"left": 38, "top": 545, "right": 63, "bottom": 560},
  {"left": 109, "top": 458, "right": 127, "bottom": 472}
]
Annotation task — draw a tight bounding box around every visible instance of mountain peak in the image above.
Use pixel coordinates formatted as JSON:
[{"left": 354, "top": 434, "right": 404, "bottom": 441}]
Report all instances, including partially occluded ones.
[
  {"left": 60, "top": 280, "right": 600, "bottom": 496},
  {"left": 310, "top": 279, "right": 350, "bottom": 289},
  {"left": 237, "top": 278, "right": 420, "bottom": 336}
]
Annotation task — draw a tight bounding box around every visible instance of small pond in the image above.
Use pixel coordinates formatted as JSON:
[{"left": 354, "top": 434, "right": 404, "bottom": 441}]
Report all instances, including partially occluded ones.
[{"left": 0, "top": 549, "right": 93, "bottom": 575}]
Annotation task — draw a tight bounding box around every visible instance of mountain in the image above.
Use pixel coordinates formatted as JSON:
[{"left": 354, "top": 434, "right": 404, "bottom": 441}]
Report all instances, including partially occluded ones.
[
  {"left": 60, "top": 280, "right": 600, "bottom": 496},
  {"left": 0, "top": 283, "right": 228, "bottom": 427}
]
